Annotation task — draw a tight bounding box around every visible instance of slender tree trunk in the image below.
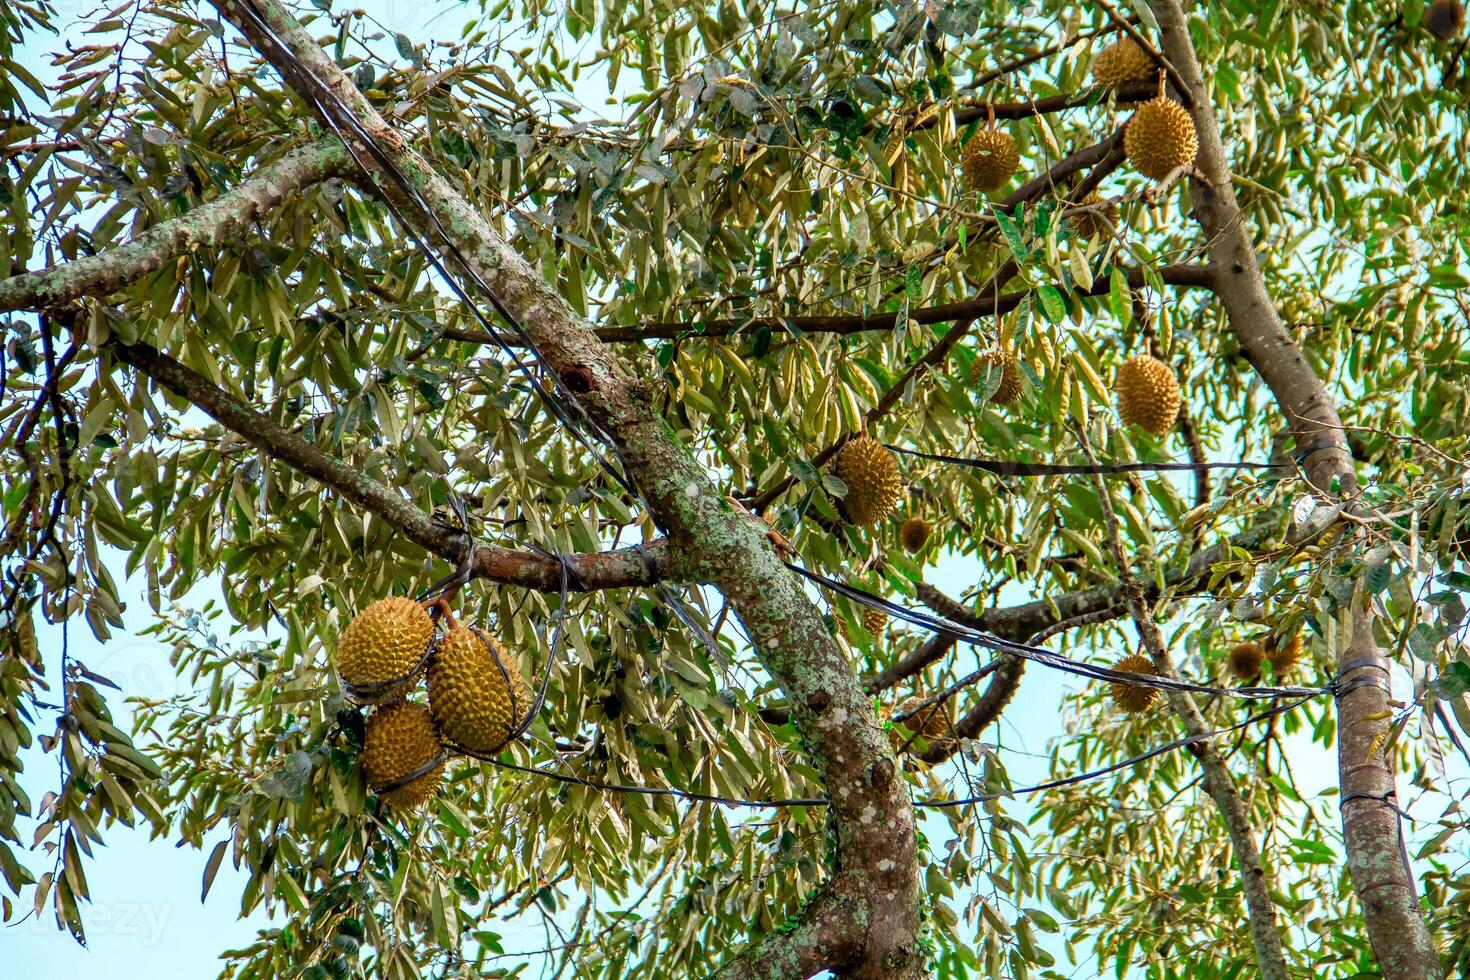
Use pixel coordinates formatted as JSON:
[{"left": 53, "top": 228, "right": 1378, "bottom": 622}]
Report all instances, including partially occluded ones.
[
  {"left": 1079, "top": 433, "right": 1289, "bottom": 980},
  {"left": 1146, "top": 2, "right": 1443, "bottom": 976}
]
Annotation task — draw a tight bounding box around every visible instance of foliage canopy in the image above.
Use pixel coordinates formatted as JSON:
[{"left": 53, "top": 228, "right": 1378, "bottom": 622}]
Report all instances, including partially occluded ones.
[{"left": 1, "top": 0, "right": 1469, "bottom": 977}]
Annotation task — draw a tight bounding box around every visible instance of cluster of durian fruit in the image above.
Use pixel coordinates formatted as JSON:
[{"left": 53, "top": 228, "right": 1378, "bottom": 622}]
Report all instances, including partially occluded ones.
[
  {"left": 335, "top": 597, "right": 532, "bottom": 809},
  {"left": 959, "top": 33, "right": 1198, "bottom": 197},
  {"left": 1105, "top": 633, "right": 1304, "bottom": 714}
]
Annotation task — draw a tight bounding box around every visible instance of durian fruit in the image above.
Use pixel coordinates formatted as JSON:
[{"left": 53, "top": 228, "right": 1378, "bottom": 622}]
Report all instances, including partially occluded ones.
[
  {"left": 362, "top": 701, "right": 445, "bottom": 809},
  {"left": 836, "top": 434, "right": 903, "bottom": 526},
  {"left": 1124, "top": 95, "right": 1198, "bottom": 180},
  {"left": 1092, "top": 36, "right": 1155, "bottom": 88},
  {"left": 1229, "top": 641, "right": 1264, "bottom": 680},
  {"left": 971, "top": 347, "right": 1024, "bottom": 405},
  {"left": 1265, "top": 633, "right": 1304, "bottom": 676},
  {"left": 860, "top": 606, "right": 888, "bottom": 638},
  {"left": 335, "top": 597, "right": 434, "bottom": 701},
  {"left": 1109, "top": 653, "right": 1161, "bottom": 713},
  {"left": 428, "top": 628, "right": 533, "bottom": 752},
  {"left": 899, "top": 515, "right": 932, "bottom": 553},
  {"left": 961, "top": 128, "right": 1020, "bottom": 193},
  {"left": 889, "top": 696, "right": 954, "bottom": 755},
  {"left": 1068, "top": 192, "right": 1119, "bottom": 240},
  {"left": 1114, "top": 354, "right": 1182, "bottom": 437},
  {"left": 1428, "top": 0, "right": 1466, "bottom": 38}
]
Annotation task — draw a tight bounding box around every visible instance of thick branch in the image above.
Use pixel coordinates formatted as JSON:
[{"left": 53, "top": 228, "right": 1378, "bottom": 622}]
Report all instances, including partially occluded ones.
[
  {"left": 0, "top": 139, "right": 351, "bottom": 313},
  {"left": 438, "top": 262, "right": 1213, "bottom": 347},
  {"left": 709, "top": 883, "right": 863, "bottom": 980},
  {"left": 916, "top": 657, "right": 1024, "bottom": 765},
  {"left": 913, "top": 517, "right": 1276, "bottom": 643},
  {"left": 760, "top": 633, "right": 958, "bottom": 727},
  {"left": 1148, "top": 2, "right": 1442, "bottom": 974},
  {"left": 938, "top": 82, "right": 1155, "bottom": 131},
  {"left": 213, "top": 1, "right": 926, "bottom": 974},
  {"left": 109, "top": 340, "right": 672, "bottom": 592}
]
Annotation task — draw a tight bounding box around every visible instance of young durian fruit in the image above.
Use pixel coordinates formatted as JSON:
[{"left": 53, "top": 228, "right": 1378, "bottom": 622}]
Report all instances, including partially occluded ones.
[
  {"left": 1114, "top": 353, "right": 1182, "bottom": 437},
  {"left": 836, "top": 434, "right": 903, "bottom": 526},
  {"left": 1092, "top": 36, "right": 1155, "bottom": 87},
  {"left": 889, "top": 695, "right": 955, "bottom": 758},
  {"left": 960, "top": 104, "right": 1020, "bottom": 193},
  {"left": 860, "top": 606, "right": 888, "bottom": 638},
  {"left": 1109, "top": 653, "right": 1161, "bottom": 713},
  {"left": 335, "top": 597, "right": 435, "bottom": 702},
  {"left": 1124, "top": 78, "right": 1198, "bottom": 181},
  {"left": 971, "top": 346, "right": 1024, "bottom": 405},
  {"left": 1068, "top": 192, "right": 1120, "bottom": 240},
  {"left": 1229, "top": 641, "right": 1265, "bottom": 680},
  {"left": 899, "top": 515, "right": 932, "bottom": 553},
  {"left": 1265, "top": 633, "right": 1304, "bottom": 676}
]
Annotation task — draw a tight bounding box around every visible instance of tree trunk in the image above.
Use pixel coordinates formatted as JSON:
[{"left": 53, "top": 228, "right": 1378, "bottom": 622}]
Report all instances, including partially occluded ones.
[
  {"left": 1146, "top": 2, "right": 1443, "bottom": 976},
  {"left": 209, "top": 1, "right": 926, "bottom": 975}
]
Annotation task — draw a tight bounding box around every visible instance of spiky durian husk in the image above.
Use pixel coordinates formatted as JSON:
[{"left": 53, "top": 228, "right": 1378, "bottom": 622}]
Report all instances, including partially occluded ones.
[
  {"left": 1114, "top": 354, "right": 1182, "bottom": 437},
  {"left": 362, "top": 701, "right": 445, "bottom": 809},
  {"left": 890, "top": 696, "right": 954, "bottom": 756},
  {"left": 860, "top": 607, "right": 888, "bottom": 638},
  {"left": 428, "top": 628, "right": 533, "bottom": 752},
  {"left": 1229, "top": 641, "right": 1264, "bottom": 680},
  {"left": 836, "top": 435, "right": 903, "bottom": 526},
  {"left": 1265, "top": 634, "right": 1304, "bottom": 676},
  {"left": 1069, "top": 192, "right": 1120, "bottom": 240},
  {"left": 1124, "top": 96, "right": 1198, "bottom": 180},
  {"left": 961, "top": 129, "right": 1020, "bottom": 193},
  {"left": 971, "top": 347, "right": 1024, "bottom": 405},
  {"left": 1109, "top": 653, "right": 1161, "bottom": 713},
  {"left": 335, "top": 597, "right": 434, "bottom": 701},
  {"left": 1092, "top": 37, "right": 1155, "bottom": 87},
  {"left": 899, "top": 516, "right": 932, "bottom": 553}
]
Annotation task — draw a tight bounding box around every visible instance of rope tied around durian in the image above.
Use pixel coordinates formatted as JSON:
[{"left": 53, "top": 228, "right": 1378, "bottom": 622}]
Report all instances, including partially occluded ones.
[
  {"left": 420, "top": 493, "right": 476, "bottom": 602},
  {"left": 375, "top": 741, "right": 449, "bottom": 796},
  {"left": 337, "top": 598, "right": 441, "bottom": 705}
]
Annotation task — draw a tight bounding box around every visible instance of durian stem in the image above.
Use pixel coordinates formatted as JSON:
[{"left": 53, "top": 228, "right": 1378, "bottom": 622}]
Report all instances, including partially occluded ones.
[
  {"left": 420, "top": 595, "right": 455, "bottom": 626},
  {"left": 1075, "top": 423, "right": 1291, "bottom": 980}
]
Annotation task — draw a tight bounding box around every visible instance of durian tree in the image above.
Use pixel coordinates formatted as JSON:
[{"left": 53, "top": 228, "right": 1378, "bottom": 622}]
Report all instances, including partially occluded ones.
[{"left": 3, "top": 0, "right": 1470, "bottom": 977}]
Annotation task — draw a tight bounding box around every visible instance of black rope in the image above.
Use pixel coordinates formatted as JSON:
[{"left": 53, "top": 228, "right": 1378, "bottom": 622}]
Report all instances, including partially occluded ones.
[
  {"left": 915, "top": 696, "right": 1313, "bottom": 808},
  {"left": 1333, "top": 655, "right": 1392, "bottom": 699},
  {"left": 376, "top": 748, "right": 448, "bottom": 795},
  {"left": 474, "top": 695, "right": 1313, "bottom": 810},
  {"left": 786, "top": 560, "right": 1330, "bottom": 702},
  {"left": 418, "top": 494, "right": 476, "bottom": 601},
  {"left": 885, "top": 444, "right": 1281, "bottom": 478}
]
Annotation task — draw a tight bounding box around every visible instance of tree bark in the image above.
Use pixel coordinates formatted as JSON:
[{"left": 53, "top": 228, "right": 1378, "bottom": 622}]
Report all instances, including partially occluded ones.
[
  {"left": 1079, "top": 431, "right": 1288, "bottom": 980},
  {"left": 1147, "top": 2, "right": 1443, "bottom": 976},
  {"left": 0, "top": 139, "right": 351, "bottom": 312},
  {"left": 109, "top": 341, "right": 677, "bottom": 592},
  {"left": 209, "top": 1, "right": 925, "bottom": 974}
]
